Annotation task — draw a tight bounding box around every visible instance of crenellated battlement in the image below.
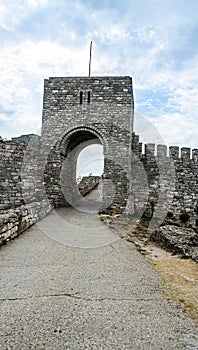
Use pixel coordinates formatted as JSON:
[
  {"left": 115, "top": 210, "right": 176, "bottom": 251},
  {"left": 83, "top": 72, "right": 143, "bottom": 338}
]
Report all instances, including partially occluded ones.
[
  {"left": 132, "top": 133, "right": 198, "bottom": 162},
  {"left": 131, "top": 132, "right": 198, "bottom": 228}
]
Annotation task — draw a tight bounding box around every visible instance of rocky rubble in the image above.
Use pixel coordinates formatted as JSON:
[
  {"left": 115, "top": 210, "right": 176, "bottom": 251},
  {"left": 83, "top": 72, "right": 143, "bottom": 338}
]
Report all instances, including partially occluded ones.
[
  {"left": 151, "top": 225, "right": 198, "bottom": 262},
  {"left": 101, "top": 215, "right": 198, "bottom": 264}
]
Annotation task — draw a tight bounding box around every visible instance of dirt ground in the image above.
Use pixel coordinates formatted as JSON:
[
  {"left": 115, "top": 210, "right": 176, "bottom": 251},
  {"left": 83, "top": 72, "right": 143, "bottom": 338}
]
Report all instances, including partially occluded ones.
[{"left": 101, "top": 215, "right": 198, "bottom": 332}]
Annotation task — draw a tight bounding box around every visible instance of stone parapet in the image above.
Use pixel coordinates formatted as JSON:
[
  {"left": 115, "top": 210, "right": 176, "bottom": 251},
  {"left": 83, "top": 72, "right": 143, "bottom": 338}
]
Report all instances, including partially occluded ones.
[
  {"left": 0, "top": 200, "right": 51, "bottom": 246},
  {"left": 78, "top": 176, "right": 101, "bottom": 197},
  {"left": 131, "top": 132, "right": 198, "bottom": 228}
]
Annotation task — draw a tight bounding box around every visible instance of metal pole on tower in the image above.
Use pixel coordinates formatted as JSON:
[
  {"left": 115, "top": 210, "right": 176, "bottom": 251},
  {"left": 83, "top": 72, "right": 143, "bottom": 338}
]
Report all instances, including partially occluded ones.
[{"left": 89, "top": 41, "right": 92, "bottom": 77}]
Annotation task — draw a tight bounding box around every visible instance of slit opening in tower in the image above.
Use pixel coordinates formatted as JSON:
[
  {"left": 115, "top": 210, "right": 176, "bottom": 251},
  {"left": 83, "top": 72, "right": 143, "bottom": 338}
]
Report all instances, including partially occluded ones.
[
  {"left": 80, "top": 91, "right": 83, "bottom": 104},
  {"left": 87, "top": 91, "right": 91, "bottom": 104}
]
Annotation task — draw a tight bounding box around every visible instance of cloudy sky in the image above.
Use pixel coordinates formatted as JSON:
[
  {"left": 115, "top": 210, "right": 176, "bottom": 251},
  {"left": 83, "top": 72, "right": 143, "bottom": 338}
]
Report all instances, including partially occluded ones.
[{"left": 0, "top": 0, "right": 197, "bottom": 156}]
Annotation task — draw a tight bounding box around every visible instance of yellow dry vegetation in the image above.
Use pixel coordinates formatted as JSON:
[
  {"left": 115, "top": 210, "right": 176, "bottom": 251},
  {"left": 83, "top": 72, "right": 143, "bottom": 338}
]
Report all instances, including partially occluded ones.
[
  {"left": 102, "top": 216, "right": 198, "bottom": 331},
  {"left": 150, "top": 254, "right": 198, "bottom": 331}
]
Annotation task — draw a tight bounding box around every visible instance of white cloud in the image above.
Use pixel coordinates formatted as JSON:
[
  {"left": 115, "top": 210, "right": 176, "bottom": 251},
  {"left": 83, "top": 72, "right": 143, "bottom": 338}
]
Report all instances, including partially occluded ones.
[
  {"left": 0, "top": 0, "right": 49, "bottom": 30},
  {"left": 26, "top": 0, "right": 49, "bottom": 8},
  {"left": 148, "top": 113, "right": 197, "bottom": 149},
  {"left": 0, "top": 113, "right": 9, "bottom": 121},
  {"left": 0, "top": 38, "right": 94, "bottom": 138}
]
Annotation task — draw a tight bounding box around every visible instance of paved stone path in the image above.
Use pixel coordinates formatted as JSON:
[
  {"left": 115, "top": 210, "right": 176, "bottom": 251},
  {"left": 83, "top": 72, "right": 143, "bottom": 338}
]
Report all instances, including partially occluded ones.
[{"left": 0, "top": 188, "right": 198, "bottom": 349}]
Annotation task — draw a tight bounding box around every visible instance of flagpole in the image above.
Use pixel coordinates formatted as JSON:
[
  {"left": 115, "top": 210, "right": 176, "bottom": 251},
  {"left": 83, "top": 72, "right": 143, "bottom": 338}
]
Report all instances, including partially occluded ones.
[{"left": 89, "top": 41, "right": 92, "bottom": 77}]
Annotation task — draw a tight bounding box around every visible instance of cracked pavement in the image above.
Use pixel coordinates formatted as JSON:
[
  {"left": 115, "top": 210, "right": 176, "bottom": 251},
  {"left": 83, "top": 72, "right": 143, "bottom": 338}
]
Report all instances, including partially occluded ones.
[{"left": 0, "top": 189, "right": 198, "bottom": 349}]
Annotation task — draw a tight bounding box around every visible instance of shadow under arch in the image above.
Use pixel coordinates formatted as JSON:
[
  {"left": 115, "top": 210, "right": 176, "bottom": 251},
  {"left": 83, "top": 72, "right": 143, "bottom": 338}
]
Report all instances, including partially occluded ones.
[{"left": 59, "top": 125, "right": 109, "bottom": 157}]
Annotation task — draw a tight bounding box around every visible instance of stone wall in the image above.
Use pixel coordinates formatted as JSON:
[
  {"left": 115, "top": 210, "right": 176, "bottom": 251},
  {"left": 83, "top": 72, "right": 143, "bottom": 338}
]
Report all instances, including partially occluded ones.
[
  {"left": 41, "top": 76, "right": 134, "bottom": 212},
  {"left": 0, "top": 135, "right": 42, "bottom": 210},
  {"left": 0, "top": 75, "right": 197, "bottom": 243},
  {"left": 0, "top": 199, "right": 51, "bottom": 246},
  {"left": 132, "top": 133, "right": 198, "bottom": 228},
  {"left": 0, "top": 137, "right": 27, "bottom": 210},
  {"left": 0, "top": 131, "right": 197, "bottom": 230},
  {"left": 78, "top": 176, "right": 101, "bottom": 197}
]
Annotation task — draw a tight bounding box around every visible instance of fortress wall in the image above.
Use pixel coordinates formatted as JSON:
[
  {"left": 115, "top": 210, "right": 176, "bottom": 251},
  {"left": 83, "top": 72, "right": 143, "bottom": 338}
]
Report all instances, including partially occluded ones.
[
  {"left": 132, "top": 133, "right": 198, "bottom": 227},
  {"left": 0, "top": 200, "right": 51, "bottom": 246},
  {"left": 0, "top": 74, "right": 196, "bottom": 246},
  {"left": 0, "top": 135, "right": 52, "bottom": 246},
  {"left": 78, "top": 175, "right": 101, "bottom": 197},
  {"left": 0, "top": 131, "right": 197, "bottom": 233},
  {"left": 0, "top": 135, "right": 43, "bottom": 210},
  {"left": 0, "top": 138, "right": 27, "bottom": 210}
]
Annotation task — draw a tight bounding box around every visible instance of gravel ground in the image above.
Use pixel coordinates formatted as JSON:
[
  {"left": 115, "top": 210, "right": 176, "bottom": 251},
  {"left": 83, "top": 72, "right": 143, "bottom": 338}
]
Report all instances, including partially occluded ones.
[{"left": 0, "top": 190, "right": 197, "bottom": 349}]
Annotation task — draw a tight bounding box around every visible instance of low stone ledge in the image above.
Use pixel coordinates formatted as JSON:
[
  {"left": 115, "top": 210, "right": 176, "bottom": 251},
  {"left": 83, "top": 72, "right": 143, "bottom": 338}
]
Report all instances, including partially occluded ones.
[{"left": 0, "top": 200, "right": 52, "bottom": 246}]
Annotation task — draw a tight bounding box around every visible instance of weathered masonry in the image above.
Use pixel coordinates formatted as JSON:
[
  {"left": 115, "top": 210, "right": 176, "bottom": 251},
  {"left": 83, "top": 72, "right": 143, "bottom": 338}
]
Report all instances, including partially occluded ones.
[
  {"left": 0, "top": 76, "right": 197, "bottom": 244},
  {"left": 41, "top": 76, "right": 134, "bottom": 211}
]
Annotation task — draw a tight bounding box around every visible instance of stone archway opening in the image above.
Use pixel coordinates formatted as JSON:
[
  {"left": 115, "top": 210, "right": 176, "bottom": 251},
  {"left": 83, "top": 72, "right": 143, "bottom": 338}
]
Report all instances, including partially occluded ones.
[
  {"left": 76, "top": 144, "right": 104, "bottom": 180},
  {"left": 58, "top": 127, "right": 105, "bottom": 211},
  {"left": 75, "top": 144, "right": 104, "bottom": 211}
]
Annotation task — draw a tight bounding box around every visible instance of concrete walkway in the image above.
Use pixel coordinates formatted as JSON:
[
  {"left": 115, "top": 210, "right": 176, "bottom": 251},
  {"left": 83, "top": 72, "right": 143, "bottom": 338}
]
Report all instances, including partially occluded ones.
[{"left": 0, "top": 188, "right": 198, "bottom": 349}]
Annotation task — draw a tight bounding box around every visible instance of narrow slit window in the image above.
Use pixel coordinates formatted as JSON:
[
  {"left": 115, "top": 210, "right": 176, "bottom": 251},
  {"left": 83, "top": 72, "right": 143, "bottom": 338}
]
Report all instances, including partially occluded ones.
[
  {"left": 87, "top": 91, "right": 91, "bottom": 104},
  {"left": 80, "top": 91, "right": 83, "bottom": 104}
]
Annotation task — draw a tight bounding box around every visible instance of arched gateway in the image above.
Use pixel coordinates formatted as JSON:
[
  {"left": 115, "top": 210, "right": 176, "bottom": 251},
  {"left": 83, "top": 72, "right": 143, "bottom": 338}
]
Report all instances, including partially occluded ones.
[{"left": 42, "top": 76, "right": 134, "bottom": 213}]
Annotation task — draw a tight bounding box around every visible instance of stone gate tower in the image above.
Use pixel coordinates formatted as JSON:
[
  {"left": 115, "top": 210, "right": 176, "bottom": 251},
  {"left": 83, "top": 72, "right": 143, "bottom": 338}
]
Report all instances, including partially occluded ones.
[{"left": 41, "top": 76, "right": 134, "bottom": 212}]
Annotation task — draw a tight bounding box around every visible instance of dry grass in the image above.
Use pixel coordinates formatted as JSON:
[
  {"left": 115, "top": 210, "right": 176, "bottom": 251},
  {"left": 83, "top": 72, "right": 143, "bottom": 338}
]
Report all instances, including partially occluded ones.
[
  {"left": 104, "top": 216, "right": 198, "bottom": 332},
  {"left": 149, "top": 253, "right": 198, "bottom": 331}
]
